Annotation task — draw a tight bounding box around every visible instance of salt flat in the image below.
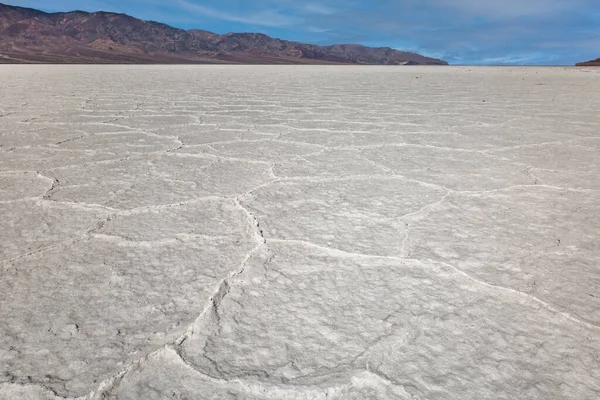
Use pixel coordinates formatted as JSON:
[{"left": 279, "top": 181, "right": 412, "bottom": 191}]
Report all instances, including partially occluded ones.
[{"left": 0, "top": 65, "right": 599, "bottom": 400}]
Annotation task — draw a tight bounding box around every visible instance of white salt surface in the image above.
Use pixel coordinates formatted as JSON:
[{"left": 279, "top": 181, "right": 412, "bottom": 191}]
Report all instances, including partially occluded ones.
[{"left": 0, "top": 65, "right": 599, "bottom": 399}]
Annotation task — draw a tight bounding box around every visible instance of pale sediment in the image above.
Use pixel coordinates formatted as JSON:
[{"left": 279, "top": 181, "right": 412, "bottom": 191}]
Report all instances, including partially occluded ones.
[{"left": 1, "top": 65, "right": 599, "bottom": 400}]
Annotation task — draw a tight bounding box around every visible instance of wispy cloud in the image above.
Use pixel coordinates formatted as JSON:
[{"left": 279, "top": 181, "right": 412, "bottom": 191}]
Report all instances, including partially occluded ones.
[
  {"left": 305, "top": 26, "right": 335, "bottom": 35},
  {"left": 173, "top": 0, "right": 302, "bottom": 28},
  {"left": 301, "top": 4, "right": 338, "bottom": 15},
  {"left": 426, "top": 0, "right": 591, "bottom": 18},
  {"left": 478, "top": 53, "right": 551, "bottom": 65}
]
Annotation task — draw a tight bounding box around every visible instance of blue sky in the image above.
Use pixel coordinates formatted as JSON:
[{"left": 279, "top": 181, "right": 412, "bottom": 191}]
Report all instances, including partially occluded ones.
[{"left": 6, "top": 0, "right": 600, "bottom": 65}]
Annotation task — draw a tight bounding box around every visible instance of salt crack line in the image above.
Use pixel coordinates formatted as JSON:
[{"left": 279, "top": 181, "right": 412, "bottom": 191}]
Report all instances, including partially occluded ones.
[
  {"left": 107, "top": 346, "right": 411, "bottom": 400},
  {"left": 236, "top": 178, "right": 282, "bottom": 202},
  {"left": 172, "top": 347, "right": 414, "bottom": 400},
  {"left": 267, "top": 238, "right": 600, "bottom": 332},
  {"left": 85, "top": 192, "right": 270, "bottom": 398},
  {"left": 0, "top": 241, "right": 74, "bottom": 268},
  {"left": 38, "top": 199, "right": 122, "bottom": 213},
  {"left": 267, "top": 238, "right": 400, "bottom": 261},
  {"left": 0, "top": 196, "right": 51, "bottom": 205},
  {"left": 0, "top": 213, "right": 112, "bottom": 268},
  {"left": 400, "top": 190, "right": 453, "bottom": 222},
  {"left": 431, "top": 259, "right": 600, "bottom": 331},
  {"left": 399, "top": 190, "right": 452, "bottom": 256},
  {"left": 115, "top": 196, "right": 228, "bottom": 216},
  {"left": 172, "top": 150, "right": 274, "bottom": 166},
  {"left": 455, "top": 183, "right": 600, "bottom": 195},
  {"left": 89, "top": 244, "right": 266, "bottom": 399},
  {"left": 0, "top": 382, "right": 74, "bottom": 400}
]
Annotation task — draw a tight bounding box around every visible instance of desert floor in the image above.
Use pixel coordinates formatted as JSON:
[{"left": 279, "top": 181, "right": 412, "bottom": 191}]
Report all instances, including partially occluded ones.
[{"left": 1, "top": 65, "right": 599, "bottom": 400}]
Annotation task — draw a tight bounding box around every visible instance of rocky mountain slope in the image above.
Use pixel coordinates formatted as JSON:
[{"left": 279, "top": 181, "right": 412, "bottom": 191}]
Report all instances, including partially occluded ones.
[
  {"left": 0, "top": 3, "right": 448, "bottom": 65},
  {"left": 576, "top": 58, "right": 600, "bottom": 66}
]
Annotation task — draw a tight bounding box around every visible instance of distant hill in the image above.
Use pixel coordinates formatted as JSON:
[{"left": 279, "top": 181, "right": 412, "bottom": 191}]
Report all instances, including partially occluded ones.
[
  {"left": 0, "top": 3, "right": 448, "bottom": 65},
  {"left": 576, "top": 58, "right": 600, "bottom": 66}
]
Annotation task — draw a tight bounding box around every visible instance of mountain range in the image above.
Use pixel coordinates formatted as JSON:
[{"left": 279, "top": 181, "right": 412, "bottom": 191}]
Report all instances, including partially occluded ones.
[{"left": 0, "top": 3, "right": 448, "bottom": 65}]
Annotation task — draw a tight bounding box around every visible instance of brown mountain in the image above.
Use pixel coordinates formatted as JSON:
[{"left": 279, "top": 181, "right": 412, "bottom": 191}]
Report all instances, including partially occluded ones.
[
  {"left": 0, "top": 3, "right": 448, "bottom": 65},
  {"left": 576, "top": 58, "right": 600, "bottom": 66}
]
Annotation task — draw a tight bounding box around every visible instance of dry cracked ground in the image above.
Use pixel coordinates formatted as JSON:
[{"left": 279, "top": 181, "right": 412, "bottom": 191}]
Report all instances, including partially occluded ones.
[{"left": 1, "top": 65, "right": 599, "bottom": 400}]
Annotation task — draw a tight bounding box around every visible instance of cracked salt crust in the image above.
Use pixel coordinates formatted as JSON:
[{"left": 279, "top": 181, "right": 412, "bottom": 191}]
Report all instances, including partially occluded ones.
[{"left": 0, "top": 65, "right": 599, "bottom": 400}]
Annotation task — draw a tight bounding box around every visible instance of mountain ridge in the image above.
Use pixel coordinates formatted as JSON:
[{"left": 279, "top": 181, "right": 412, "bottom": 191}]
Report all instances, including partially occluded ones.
[{"left": 0, "top": 3, "right": 448, "bottom": 65}]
